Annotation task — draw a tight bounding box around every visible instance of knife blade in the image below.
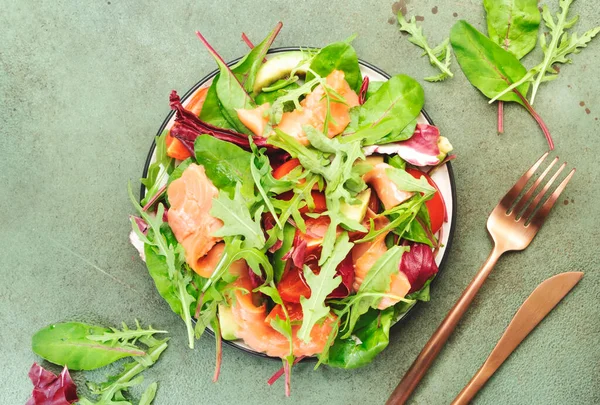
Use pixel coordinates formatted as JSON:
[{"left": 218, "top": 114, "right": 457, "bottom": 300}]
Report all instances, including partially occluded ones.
[{"left": 451, "top": 271, "right": 584, "bottom": 405}]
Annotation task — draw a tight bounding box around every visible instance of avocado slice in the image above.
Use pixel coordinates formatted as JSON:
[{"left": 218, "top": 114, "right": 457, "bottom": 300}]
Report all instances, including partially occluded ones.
[
  {"left": 340, "top": 189, "right": 372, "bottom": 223},
  {"left": 218, "top": 304, "right": 239, "bottom": 341},
  {"left": 253, "top": 51, "right": 310, "bottom": 94}
]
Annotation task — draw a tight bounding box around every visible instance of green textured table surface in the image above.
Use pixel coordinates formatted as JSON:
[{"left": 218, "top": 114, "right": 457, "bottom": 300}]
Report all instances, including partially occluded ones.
[{"left": 2, "top": 0, "right": 599, "bottom": 404}]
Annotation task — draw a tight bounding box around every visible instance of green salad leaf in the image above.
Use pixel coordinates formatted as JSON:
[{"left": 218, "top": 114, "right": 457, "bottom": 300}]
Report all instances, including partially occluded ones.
[
  {"left": 210, "top": 183, "right": 266, "bottom": 249},
  {"left": 450, "top": 21, "right": 530, "bottom": 105},
  {"left": 199, "top": 77, "right": 236, "bottom": 130},
  {"left": 141, "top": 131, "right": 174, "bottom": 206},
  {"left": 306, "top": 39, "right": 362, "bottom": 92},
  {"left": 32, "top": 322, "right": 146, "bottom": 371},
  {"left": 297, "top": 232, "right": 353, "bottom": 343},
  {"left": 484, "top": 0, "right": 541, "bottom": 59},
  {"left": 342, "top": 74, "right": 424, "bottom": 145},
  {"left": 398, "top": 14, "right": 454, "bottom": 82},
  {"left": 194, "top": 135, "right": 254, "bottom": 199},
  {"left": 325, "top": 307, "right": 394, "bottom": 369},
  {"left": 340, "top": 246, "right": 409, "bottom": 338},
  {"left": 232, "top": 22, "right": 282, "bottom": 95}
]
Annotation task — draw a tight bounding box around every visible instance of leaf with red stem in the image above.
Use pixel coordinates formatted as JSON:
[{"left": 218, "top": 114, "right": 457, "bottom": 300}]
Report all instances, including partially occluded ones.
[
  {"left": 358, "top": 76, "right": 369, "bottom": 105},
  {"left": 267, "top": 356, "right": 304, "bottom": 386},
  {"left": 196, "top": 31, "right": 256, "bottom": 134},
  {"left": 211, "top": 317, "right": 222, "bottom": 383},
  {"left": 497, "top": 101, "right": 504, "bottom": 134},
  {"left": 241, "top": 32, "right": 267, "bottom": 63}
]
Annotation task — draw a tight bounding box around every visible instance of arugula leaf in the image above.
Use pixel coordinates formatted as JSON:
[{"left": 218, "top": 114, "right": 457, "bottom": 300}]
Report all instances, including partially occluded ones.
[
  {"left": 357, "top": 195, "right": 428, "bottom": 243},
  {"left": 269, "top": 78, "right": 321, "bottom": 125},
  {"left": 385, "top": 166, "right": 436, "bottom": 195},
  {"left": 297, "top": 232, "right": 353, "bottom": 343},
  {"left": 306, "top": 39, "right": 362, "bottom": 92},
  {"left": 271, "top": 173, "right": 320, "bottom": 234},
  {"left": 141, "top": 131, "right": 174, "bottom": 206},
  {"left": 272, "top": 223, "right": 296, "bottom": 282},
  {"left": 342, "top": 74, "right": 424, "bottom": 145},
  {"left": 194, "top": 135, "right": 254, "bottom": 199},
  {"left": 86, "top": 320, "right": 167, "bottom": 346},
  {"left": 340, "top": 246, "right": 409, "bottom": 338},
  {"left": 79, "top": 336, "right": 168, "bottom": 405},
  {"left": 484, "top": 0, "right": 541, "bottom": 59},
  {"left": 210, "top": 183, "right": 265, "bottom": 249},
  {"left": 529, "top": 0, "right": 599, "bottom": 104},
  {"left": 398, "top": 14, "right": 454, "bottom": 82},
  {"left": 232, "top": 22, "right": 282, "bottom": 94},
  {"left": 196, "top": 31, "right": 256, "bottom": 134}
]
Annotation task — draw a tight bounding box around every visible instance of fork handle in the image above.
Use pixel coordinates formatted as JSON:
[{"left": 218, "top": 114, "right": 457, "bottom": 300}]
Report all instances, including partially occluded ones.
[{"left": 386, "top": 246, "right": 504, "bottom": 405}]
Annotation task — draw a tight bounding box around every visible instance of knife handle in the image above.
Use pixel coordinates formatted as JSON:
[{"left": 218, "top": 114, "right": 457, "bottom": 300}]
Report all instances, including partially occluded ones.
[
  {"left": 386, "top": 247, "right": 503, "bottom": 405},
  {"left": 451, "top": 363, "right": 495, "bottom": 405}
]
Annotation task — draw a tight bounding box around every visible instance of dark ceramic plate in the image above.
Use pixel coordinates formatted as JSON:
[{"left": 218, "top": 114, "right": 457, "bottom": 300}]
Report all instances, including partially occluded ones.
[{"left": 141, "top": 47, "right": 457, "bottom": 359}]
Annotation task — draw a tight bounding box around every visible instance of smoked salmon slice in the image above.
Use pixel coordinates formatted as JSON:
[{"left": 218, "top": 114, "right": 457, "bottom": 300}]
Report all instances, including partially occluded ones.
[
  {"left": 236, "top": 70, "right": 359, "bottom": 145},
  {"left": 167, "top": 163, "right": 223, "bottom": 276},
  {"left": 363, "top": 163, "right": 414, "bottom": 210},
  {"left": 352, "top": 211, "right": 411, "bottom": 309},
  {"left": 228, "top": 261, "right": 336, "bottom": 358}
]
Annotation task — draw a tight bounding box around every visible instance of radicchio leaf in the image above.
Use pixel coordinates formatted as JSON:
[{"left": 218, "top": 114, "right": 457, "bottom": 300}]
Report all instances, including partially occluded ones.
[
  {"left": 327, "top": 255, "right": 354, "bottom": 298},
  {"left": 26, "top": 363, "right": 78, "bottom": 405},
  {"left": 363, "top": 124, "right": 441, "bottom": 166},
  {"left": 400, "top": 243, "right": 438, "bottom": 293}
]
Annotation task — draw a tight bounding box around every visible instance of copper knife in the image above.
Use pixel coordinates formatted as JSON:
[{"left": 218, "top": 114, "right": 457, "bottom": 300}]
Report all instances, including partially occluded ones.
[{"left": 451, "top": 271, "right": 584, "bottom": 405}]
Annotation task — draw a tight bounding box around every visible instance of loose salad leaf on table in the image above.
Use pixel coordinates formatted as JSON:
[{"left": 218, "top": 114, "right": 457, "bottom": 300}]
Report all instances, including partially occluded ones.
[
  {"left": 29, "top": 320, "right": 168, "bottom": 405},
  {"left": 130, "top": 22, "right": 454, "bottom": 395}
]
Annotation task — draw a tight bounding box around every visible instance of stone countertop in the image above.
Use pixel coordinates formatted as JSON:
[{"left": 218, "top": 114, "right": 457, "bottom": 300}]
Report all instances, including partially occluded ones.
[{"left": 2, "top": 0, "right": 598, "bottom": 404}]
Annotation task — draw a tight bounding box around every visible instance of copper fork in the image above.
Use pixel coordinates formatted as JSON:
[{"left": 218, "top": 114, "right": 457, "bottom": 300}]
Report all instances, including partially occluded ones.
[{"left": 387, "top": 152, "right": 575, "bottom": 405}]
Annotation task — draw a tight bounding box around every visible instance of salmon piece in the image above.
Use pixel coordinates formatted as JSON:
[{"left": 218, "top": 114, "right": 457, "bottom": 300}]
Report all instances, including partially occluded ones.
[
  {"left": 167, "top": 163, "right": 223, "bottom": 275},
  {"left": 277, "top": 70, "right": 359, "bottom": 145},
  {"left": 236, "top": 70, "right": 359, "bottom": 145},
  {"left": 166, "top": 87, "right": 209, "bottom": 160},
  {"left": 229, "top": 263, "right": 336, "bottom": 358},
  {"left": 236, "top": 103, "right": 270, "bottom": 137},
  {"left": 352, "top": 212, "right": 412, "bottom": 309},
  {"left": 363, "top": 163, "right": 414, "bottom": 210}
]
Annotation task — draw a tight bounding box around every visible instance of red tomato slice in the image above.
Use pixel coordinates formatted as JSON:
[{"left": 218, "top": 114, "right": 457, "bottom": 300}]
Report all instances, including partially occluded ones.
[
  {"left": 405, "top": 168, "right": 445, "bottom": 234},
  {"left": 265, "top": 302, "right": 304, "bottom": 325},
  {"left": 277, "top": 267, "right": 311, "bottom": 303},
  {"left": 273, "top": 158, "right": 301, "bottom": 179}
]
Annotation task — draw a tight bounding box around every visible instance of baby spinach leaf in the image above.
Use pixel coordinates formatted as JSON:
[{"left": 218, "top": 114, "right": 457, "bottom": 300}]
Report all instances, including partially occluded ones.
[
  {"left": 450, "top": 20, "right": 530, "bottom": 105},
  {"left": 325, "top": 307, "right": 394, "bottom": 369},
  {"left": 306, "top": 40, "right": 362, "bottom": 92},
  {"left": 194, "top": 135, "right": 254, "bottom": 199},
  {"left": 32, "top": 322, "right": 146, "bottom": 371},
  {"left": 484, "top": 0, "right": 541, "bottom": 59},
  {"left": 196, "top": 32, "right": 256, "bottom": 134},
  {"left": 342, "top": 74, "right": 424, "bottom": 145},
  {"left": 141, "top": 131, "right": 174, "bottom": 206},
  {"left": 297, "top": 232, "right": 353, "bottom": 343},
  {"left": 198, "top": 77, "right": 236, "bottom": 130},
  {"left": 232, "top": 22, "right": 282, "bottom": 95}
]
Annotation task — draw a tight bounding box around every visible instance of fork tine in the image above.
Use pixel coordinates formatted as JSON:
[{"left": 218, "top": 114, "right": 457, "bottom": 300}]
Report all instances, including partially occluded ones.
[
  {"left": 511, "top": 156, "right": 559, "bottom": 216},
  {"left": 528, "top": 168, "right": 576, "bottom": 227},
  {"left": 499, "top": 152, "right": 549, "bottom": 209},
  {"left": 521, "top": 162, "right": 567, "bottom": 220}
]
